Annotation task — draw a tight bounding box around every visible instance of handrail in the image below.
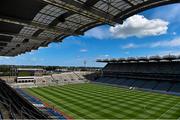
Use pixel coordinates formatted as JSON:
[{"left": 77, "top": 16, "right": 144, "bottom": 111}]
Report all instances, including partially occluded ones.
[
  {"left": 0, "top": 80, "right": 49, "bottom": 119},
  {"left": 72, "top": 71, "right": 83, "bottom": 80}
]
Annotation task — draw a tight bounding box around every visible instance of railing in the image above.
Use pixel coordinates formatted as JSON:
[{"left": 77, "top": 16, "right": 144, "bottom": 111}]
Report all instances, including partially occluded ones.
[
  {"left": 50, "top": 74, "right": 58, "bottom": 84},
  {"left": 0, "top": 91, "right": 38, "bottom": 119},
  {"left": 0, "top": 80, "right": 49, "bottom": 119},
  {"left": 72, "top": 71, "right": 83, "bottom": 80}
]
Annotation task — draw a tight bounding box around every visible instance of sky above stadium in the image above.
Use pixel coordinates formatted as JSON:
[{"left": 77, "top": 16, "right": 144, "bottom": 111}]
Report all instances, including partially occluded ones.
[{"left": 0, "top": 4, "right": 180, "bottom": 67}]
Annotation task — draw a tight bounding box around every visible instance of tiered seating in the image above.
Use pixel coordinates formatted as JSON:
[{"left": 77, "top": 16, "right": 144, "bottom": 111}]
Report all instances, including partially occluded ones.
[
  {"left": 132, "top": 80, "right": 146, "bottom": 88},
  {"left": 51, "top": 71, "right": 89, "bottom": 85},
  {"left": 103, "top": 62, "right": 180, "bottom": 79},
  {"left": 94, "top": 77, "right": 126, "bottom": 86},
  {"left": 93, "top": 77, "right": 180, "bottom": 95},
  {"left": 16, "top": 88, "right": 67, "bottom": 119},
  {"left": 46, "top": 108, "right": 66, "bottom": 119},
  {"left": 169, "top": 83, "right": 180, "bottom": 93},
  {"left": 112, "top": 78, "right": 125, "bottom": 85},
  {"left": 0, "top": 101, "right": 10, "bottom": 119},
  {"left": 153, "top": 81, "right": 172, "bottom": 91},
  {"left": 120, "top": 79, "right": 135, "bottom": 87},
  {"left": 0, "top": 80, "right": 49, "bottom": 119},
  {"left": 96, "top": 60, "right": 180, "bottom": 95},
  {"left": 143, "top": 80, "right": 158, "bottom": 89},
  {"left": 0, "top": 112, "right": 3, "bottom": 119}
]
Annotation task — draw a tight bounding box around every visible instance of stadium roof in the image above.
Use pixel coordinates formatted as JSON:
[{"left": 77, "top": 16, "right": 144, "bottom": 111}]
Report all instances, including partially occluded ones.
[
  {"left": 0, "top": 0, "right": 179, "bottom": 56},
  {"left": 96, "top": 55, "right": 180, "bottom": 63}
]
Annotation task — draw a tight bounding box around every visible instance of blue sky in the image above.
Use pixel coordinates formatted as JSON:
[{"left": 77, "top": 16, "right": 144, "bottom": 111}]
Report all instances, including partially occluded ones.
[{"left": 0, "top": 4, "right": 180, "bottom": 67}]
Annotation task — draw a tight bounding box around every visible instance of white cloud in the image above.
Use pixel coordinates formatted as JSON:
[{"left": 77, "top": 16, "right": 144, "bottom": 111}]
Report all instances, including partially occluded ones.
[
  {"left": 159, "top": 50, "right": 180, "bottom": 56},
  {"left": 84, "top": 15, "right": 168, "bottom": 40},
  {"left": 110, "top": 15, "right": 169, "bottom": 38},
  {"left": 122, "top": 43, "right": 138, "bottom": 49},
  {"left": 151, "top": 38, "right": 180, "bottom": 48},
  {"left": 80, "top": 49, "right": 88, "bottom": 52},
  {"left": 97, "top": 54, "right": 110, "bottom": 59},
  {"left": 120, "top": 37, "right": 180, "bottom": 50},
  {"left": 124, "top": 51, "right": 129, "bottom": 54},
  {"left": 172, "top": 32, "right": 177, "bottom": 35},
  {"left": 85, "top": 26, "right": 111, "bottom": 40},
  {"left": 145, "top": 50, "right": 180, "bottom": 58},
  {"left": 104, "top": 54, "right": 110, "bottom": 57}
]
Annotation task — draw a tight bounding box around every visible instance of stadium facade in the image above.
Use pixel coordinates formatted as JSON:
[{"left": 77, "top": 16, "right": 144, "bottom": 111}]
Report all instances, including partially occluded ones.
[
  {"left": 0, "top": 0, "right": 180, "bottom": 119},
  {"left": 95, "top": 55, "right": 180, "bottom": 95}
]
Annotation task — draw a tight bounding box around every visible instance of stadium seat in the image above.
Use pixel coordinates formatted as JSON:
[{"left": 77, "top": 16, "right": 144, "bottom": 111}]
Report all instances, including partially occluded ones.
[
  {"left": 0, "top": 81, "right": 48, "bottom": 119},
  {"left": 169, "top": 82, "right": 180, "bottom": 92},
  {"left": 153, "top": 81, "right": 173, "bottom": 91},
  {"left": 95, "top": 61, "right": 180, "bottom": 94},
  {"left": 120, "top": 79, "right": 135, "bottom": 87},
  {"left": 131, "top": 79, "right": 146, "bottom": 88},
  {"left": 0, "top": 111, "right": 3, "bottom": 119},
  {"left": 142, "top": 80, "right": 158, "bottom": 89}
]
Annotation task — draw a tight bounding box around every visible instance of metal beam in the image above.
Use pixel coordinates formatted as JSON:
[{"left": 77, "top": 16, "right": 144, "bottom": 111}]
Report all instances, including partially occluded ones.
[
  {"left": 4, "top": 50, "right": 21, "bottom": 56},
  {"left": 0, "top": 44, "right": 15, "bottom": 47},
  {"left": 84, "top": 0, "right": 100, "bottom": 7},
  {"left": 122, "top": 0, "right": 134, "bottom": 6},
  {"left": 4, "top": 45, "right": 36, "bottom": 55},
  {"left": 41, "top": 0, "right": 117, "bottom": 24},
  {"left": 0, "top": 17, "right": 82, "bottom": 35},
  {"left": 114, "top": 0, "right": 180, "bottom": 21},
  {"left": 2, "top": 40, "right": 41, "bottom": 44},
  {"left": 0, "top": 33, "right": 48, "bottom": 42},
  {"left": 0, "top": 43, "right": 38, "bottom": 48}
]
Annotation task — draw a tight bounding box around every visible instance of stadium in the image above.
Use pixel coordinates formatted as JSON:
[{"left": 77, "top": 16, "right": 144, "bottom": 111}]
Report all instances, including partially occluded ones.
[{"left": 0, "top": 0, "right": 180, "bottom": 119}]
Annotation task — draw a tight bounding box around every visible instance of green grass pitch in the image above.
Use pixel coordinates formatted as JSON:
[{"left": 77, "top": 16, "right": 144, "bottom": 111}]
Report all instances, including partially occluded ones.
[{"left": 25, "top": 83, "right": 180, "bottom": 119}]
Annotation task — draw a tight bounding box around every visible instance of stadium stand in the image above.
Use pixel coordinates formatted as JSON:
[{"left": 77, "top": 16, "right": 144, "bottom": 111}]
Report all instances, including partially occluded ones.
[
  {"left": 169, "top": 82, "right": 180, "bottom": 93},
  {"left": 153, "top": 81, "right": 172, "bottom": 91},
  {"left": 51, "top": 71, "right": 90, "bottom": 84},
  {"left": 0, "top": 80, "right": 49, "bottom": 119},
  {"left": 142, "top": 80, "right": 159, "bottom": 89},
  {"left": 131, "top": 79, "right": 146, "bottom": 88},
  {"left": 95, "top": 55, "right": 180, "bottom": 95},
  {"left": 16, "top": 88, "right": 67, "bottom": 119},
  {"left": 10, "top": 71, "right": 91, "bottom": 88}
]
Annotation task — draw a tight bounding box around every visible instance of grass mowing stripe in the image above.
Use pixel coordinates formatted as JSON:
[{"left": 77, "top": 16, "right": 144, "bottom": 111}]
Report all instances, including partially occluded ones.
[
  {"left": 44, "top": 85, "right": 179, "bottom": 118},
  {"left": 31, "top": 84, "right": 179, "bottom": 118},
  {"left": 75, "top": 83, "right": 179, "bottom": 99},
  {"left": 32, "top": 84, "right": 180, "bottom": 109},
  {"left": 26, "top": 83, "right": 180, "bottom": 119},
  {"left": 36, "top": 87, "right": 117, "bottom": 118},
  {"left": 26, "top": 89, "right": 85, "bottom": 118},
  {"left": 53, "top": 85, "right": 178, "bottom": 109},
  {"left": 56, "top": 84, "right": 179, "bottom": 101},
  {"left": 39, "top": 87, "right": 127, "bottom": 118},
  {"left": 54, "top": 84, "right": 179, "bottom": 103},
  {"left": 158, "top": 102, "right": 180, "bottom": 119},
  {"left": 51, "top": 86, "right": 154, "bottom": 111},
  {"left": 48, "top": 86, "right": 144, "bottom": 118},
  {"left": 28, "top": 88, "right": 95, "bottom": 119},
  {"left": 43, "top": 85, "right": 151, "bottom": 118},
  {"left": 44, "top": 86, "right": 145, "bottom": 118},
  {"left": 71, "top": 85, "right": 179, "bottom": 118}
]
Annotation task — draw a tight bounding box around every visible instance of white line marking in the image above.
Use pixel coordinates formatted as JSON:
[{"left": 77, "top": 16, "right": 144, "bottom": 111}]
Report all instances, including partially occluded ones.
[{"left": 158, "top": 102, "right": 180, "bottom": 119}]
